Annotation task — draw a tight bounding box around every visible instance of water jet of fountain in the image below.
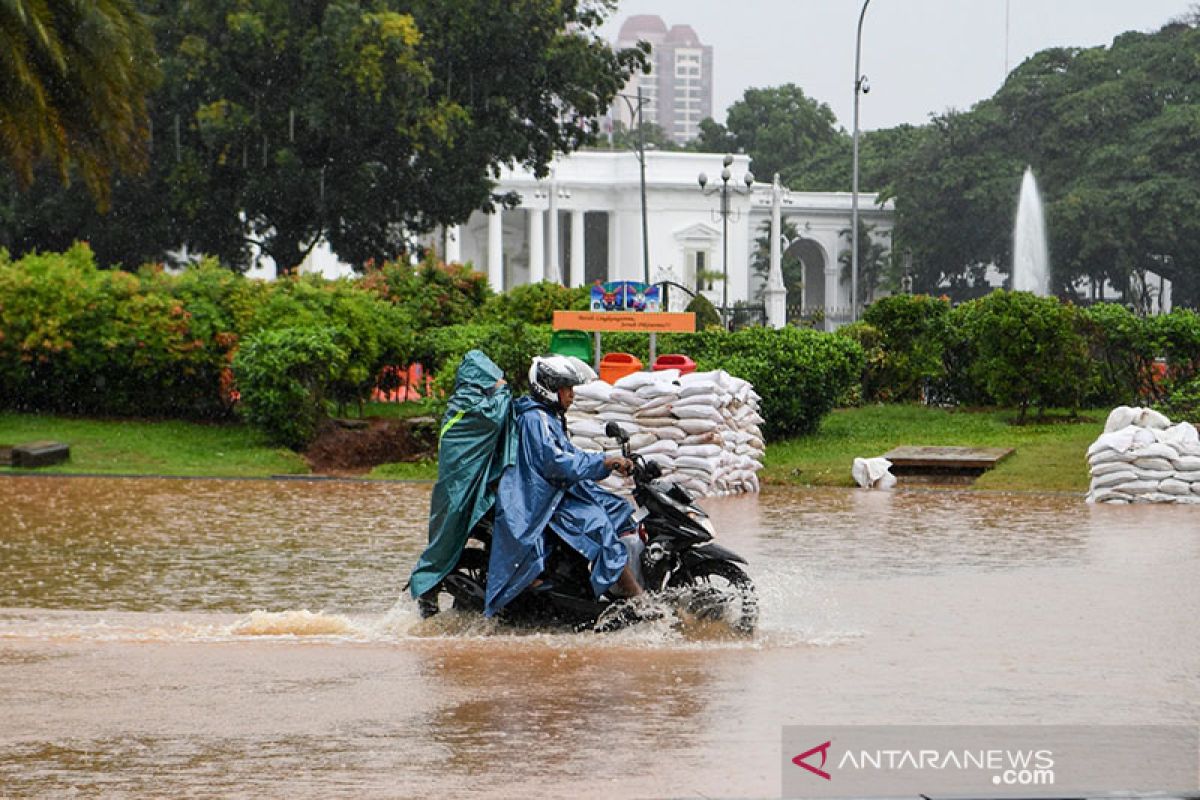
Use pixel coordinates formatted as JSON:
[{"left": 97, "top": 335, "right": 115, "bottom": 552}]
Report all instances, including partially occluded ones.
[{"left": 1012, "top": 166, "right": 1050, "bottom": 296}]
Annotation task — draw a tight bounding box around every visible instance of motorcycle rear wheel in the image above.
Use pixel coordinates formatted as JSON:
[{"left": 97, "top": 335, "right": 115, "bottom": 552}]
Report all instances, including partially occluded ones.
[{"left": 668, "top": 560, "right": 758, "bottom": 636}]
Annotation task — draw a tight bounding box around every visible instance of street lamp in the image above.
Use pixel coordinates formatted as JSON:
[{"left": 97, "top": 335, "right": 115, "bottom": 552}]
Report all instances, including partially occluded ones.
[
  {"left": 698, "top": 154, "right": 754, "bottom": 321},
  {"left": 851, "top": 0, "right": 873, "bottom": 323},
  {"left": 613, "top": 87, "right": 652, "bottom": 285}
]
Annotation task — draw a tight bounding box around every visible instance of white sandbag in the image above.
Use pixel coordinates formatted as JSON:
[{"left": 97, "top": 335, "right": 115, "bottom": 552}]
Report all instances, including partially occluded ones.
[
  {"left": 1174, "top": 470, "right": 1200, "bottom": 483},
  {"left": 1087, "top": 487, "right": 1133, "bottom": 504},
  {"left": 1112, "top": 479, "right": 1161, "bottom": 494},
  {"left": 567, "top": 418, "right": 607, "bottom": 438},
  {"left": 852, "top": 456, "right": 896, "bottom": 490},
  {"left": 1137, "top": 408, "right": 1172, "bottom": 429},
  {"left": 1090, "top": 460, "right": 1138, "bottom": 477},
  {"left": 1105, "top": 406, "right": 1140, "bottom": 432},
  {"left": 636, "top": 439, "right": 679, "bottom": 456},
  {"left": 1132, "top": 456, "right": 1175, "bottom": 473},
  {"left": 571, "top": 436, "right": 603, "bottom": 451},
  {"left": 636, "top": 394, "right": 675, "bottom": 411},
  {"left": 1090, "top": 469, "right": 1139, "bottom": 489},
  {"left": 676, "top": 455, "right": 718, "bottom": 473},
  {"left": 1087, "top": 426, "right": 1156, "bottom": 456},
  {"left": 672, "top": 394, "right": 721, "bottom": 409},
  {"left": 596, "top": 402, "right": 637, "bottom": 416},
  {"left": 1087, "top": 448, "right": 1134, "bottom": 467},
  {"left": 1159, "top": 478, "right": 1192, "bottom": 496},
  {"left": 675, "top": 418, "right": 720, "bottom": 435},
  {"left": 572, "top": 399, "right": 602, "bottom": 413},
  {"left": 634, "top": 405, "right": 674, "bottom": 419},
  {"left": 628, "top": 432, "right": 656, "bottom": 451},
  {"left": 678, "top": 444, "right": 723, "bottom": 459},
  {"left": 638, "top": 415, "right": 682, "bottom": 429},
  {"left": 1135, "top": 442, "right": 1181, "bottom": 460},
  {"left": 672, "top": 404, "right": 724, "bottom": 423},
  {"left": 575, "top": 381, "right": 612, "bottom": 402},
  {"left": 680, "top": 369, "right": 725, "bottom": 385},
  {"left": 682, "top": 432, "right": 722, "bottom": 446},
  {"left": 1158, "top": 422, "right": 1200, "bottom": 448},
  {"left": 679, "top": 382, "right": 719, "bottom": 399},
  {"left": 1174, "top": 455, "right": 1200, "bottom": 472},
  {"left": 609, "top": 388, "right": 642, "bottom": 407},
  {"left": 636, "top": 383, "right": 679, "bottom": 399},
  {"left": 654, "top": 426, "right": 687, "bottom": 442}
]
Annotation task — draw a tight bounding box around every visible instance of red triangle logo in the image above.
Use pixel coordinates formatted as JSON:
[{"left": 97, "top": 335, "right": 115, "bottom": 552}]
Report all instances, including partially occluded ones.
[{"left": 792, "top": 740, "right": 832, "bottom": 780}]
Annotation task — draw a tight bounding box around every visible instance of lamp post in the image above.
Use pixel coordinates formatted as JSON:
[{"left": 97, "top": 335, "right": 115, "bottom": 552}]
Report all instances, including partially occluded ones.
[
  {"left": 613, "top": 87, "right": 652, "bottom": 285},
  {"left": 851, "top": 0, "right": 872, "bottom": 323},
  {"left": 698, "top": 154, "right": 754, "bottom": 323}
]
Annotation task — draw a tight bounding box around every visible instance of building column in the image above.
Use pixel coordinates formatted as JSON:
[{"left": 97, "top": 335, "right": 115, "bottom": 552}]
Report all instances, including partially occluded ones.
[
  {"left": 547, "top": 192, "right": 561, "bottom": 284},
  {"left": 764, "top": 174, "right": 788, "bottom": 328},
  {"left": 570, "top": 210, "right": 585, "bottom": 288},
  {"left": 487, "top": 208, "right": 503, "bottom": 291},
  {"left": 528, "top": 209, "right": 544, "bottom": 284},
  {"left": 445, "top": 224, "right": 461, "bottom": 264}
]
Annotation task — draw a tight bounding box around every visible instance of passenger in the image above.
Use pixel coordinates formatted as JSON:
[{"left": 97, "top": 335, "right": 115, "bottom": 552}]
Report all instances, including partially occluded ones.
[{"left": 484, "top": 355, "right": 643, "bottom": 616}]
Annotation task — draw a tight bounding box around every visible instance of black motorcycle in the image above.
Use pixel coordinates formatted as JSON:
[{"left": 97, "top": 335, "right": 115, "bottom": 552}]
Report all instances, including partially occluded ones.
[{"left": 423, "top": 422, "right": 758, "bottom": 634}]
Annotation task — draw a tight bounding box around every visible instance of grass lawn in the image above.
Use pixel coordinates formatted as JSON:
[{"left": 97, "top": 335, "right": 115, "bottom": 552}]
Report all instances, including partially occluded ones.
[
  {"left": 1, "top": 405, "right": 1103, "bottom": 492},
  {"left": 0, "top": 413, "right": 309, "bottom": 477},
  {"left": 763, "top": 404, "right": 1103, "bottom": 493}
]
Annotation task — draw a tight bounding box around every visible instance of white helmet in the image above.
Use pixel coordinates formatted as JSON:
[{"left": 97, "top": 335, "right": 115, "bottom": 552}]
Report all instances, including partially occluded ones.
[{"left": 529, "top": 355, "right": 596, "bottom": 408}]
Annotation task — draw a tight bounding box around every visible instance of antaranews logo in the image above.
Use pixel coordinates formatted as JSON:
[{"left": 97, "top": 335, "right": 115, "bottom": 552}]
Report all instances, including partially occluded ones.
[{"left": 791, "top": 741, "right": 832, "bottom": 780}]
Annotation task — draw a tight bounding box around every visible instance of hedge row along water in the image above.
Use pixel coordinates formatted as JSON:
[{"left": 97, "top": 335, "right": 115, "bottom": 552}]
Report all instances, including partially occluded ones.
[{"left": 0, "top": 247, "right": 862, "bottom": 447}]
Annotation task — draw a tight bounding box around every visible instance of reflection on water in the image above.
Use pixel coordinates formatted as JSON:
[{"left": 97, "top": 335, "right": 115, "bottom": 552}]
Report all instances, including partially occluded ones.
[{"left": 1, "top": 476, "right": 1198, "bottom": 798}]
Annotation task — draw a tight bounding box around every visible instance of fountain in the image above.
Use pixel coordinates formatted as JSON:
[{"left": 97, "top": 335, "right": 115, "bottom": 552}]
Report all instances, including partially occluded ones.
[{"left": 1012, "top": 166, "right": 1050, "bottom": 295}]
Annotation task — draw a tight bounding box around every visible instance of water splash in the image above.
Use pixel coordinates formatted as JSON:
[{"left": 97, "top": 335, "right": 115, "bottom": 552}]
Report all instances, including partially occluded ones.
[{"left": 1012, "top": 166, "right": 1050, "bottom": 295}]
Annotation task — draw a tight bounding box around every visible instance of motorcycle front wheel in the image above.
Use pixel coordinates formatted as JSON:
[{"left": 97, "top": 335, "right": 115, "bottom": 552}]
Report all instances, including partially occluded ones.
[
  {"left": 667, "top": 560, "right": 758, "bottom": 636},
  {"left": 423, "top": 547, "right": 488, "bottom": 615}
]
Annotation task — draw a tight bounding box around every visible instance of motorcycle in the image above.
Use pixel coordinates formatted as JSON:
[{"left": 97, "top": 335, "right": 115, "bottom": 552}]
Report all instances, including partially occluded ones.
[{"left": 422, "top": 421, "right": 758, "bottom": 634}]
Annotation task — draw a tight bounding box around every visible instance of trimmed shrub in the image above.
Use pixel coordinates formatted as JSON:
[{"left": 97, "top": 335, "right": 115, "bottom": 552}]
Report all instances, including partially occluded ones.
[
  {"left": 1079, "top": 303, "right": 1157, "bottom": 405},
  {"left": 948, "top": 291, "right": 1089, "bottom": 419},
  {"left": 1151, "top": 308, "right": 1200, "bottom": 386},
  {"left": 477, "top": 282, "right": 589, "bottom": 324},
  {"left": 232, "top": 326, "right": 347, "bottom": 448},
  {"left": 854, "top": 294, "right": 951, "bottom": 402},
  {"left": 360, "top": 254, "right": 491, "bottom": 332},
  {"left": 422, "top": 321, "right": 552, "bottom": 404}
]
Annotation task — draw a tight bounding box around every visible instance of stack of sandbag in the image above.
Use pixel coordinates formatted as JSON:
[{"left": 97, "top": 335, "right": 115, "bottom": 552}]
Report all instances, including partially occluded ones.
[
  {"left": 566, "top": 368, "right": 765, "bottom": 497},
  {"left": 1086, "top": 405, "right": 1200, "bottom": 504}
]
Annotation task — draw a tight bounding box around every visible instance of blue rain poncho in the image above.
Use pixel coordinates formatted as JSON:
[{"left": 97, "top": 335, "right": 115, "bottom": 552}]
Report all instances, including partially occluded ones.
[
  {"left": 484, "top": 395, "right": 634, "bottom": 616},
  {"left": 408, "top": 350, "right": 515, "bottom": 600}
]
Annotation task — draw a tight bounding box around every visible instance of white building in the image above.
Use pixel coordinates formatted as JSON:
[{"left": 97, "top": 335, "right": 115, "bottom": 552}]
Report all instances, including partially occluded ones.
[{"left": 438, "top": 150, "right": 894, "bottom": 329}]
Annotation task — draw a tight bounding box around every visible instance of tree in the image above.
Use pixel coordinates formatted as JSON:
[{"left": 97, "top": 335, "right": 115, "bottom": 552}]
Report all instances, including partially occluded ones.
[
  {"left": 0, "top": 0, "right": 158, "bottom": 209},
  {"left": 723, "top": 85, "right": 840, "bottom": 184},
  {"left": 42, "top": 0, "right": 647, "bottom": 273},
  {"left": 750, "top": 219, "right": 803, "bottom": 301},
  {"left": 838, "top": 219, "right": 892, "bottom": 305}
]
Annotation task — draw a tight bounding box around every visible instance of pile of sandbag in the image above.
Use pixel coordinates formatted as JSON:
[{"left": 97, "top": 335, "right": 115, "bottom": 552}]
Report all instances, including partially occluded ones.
[
  {"left": 566, "top": 368, "right": 765, "bottom": 497},
  {"left": 1086, "top": 406, "right": 1200, "bottom": 504}
]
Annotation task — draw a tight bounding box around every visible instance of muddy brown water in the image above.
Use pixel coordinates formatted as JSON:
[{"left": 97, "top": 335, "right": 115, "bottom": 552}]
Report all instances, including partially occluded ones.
[{"left": 1, "top": 476, "right": 1198, "bottom": 798}]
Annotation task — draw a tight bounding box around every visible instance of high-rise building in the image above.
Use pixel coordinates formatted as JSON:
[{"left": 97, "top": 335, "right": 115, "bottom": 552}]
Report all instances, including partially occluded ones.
[{"left": 611, "top": 15, "right": 713, "bottom": 146}]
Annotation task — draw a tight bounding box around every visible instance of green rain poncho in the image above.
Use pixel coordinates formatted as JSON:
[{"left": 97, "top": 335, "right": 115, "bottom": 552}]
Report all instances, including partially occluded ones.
[{"left": 408, "top": 350, "right": 515, "bottom": 599}]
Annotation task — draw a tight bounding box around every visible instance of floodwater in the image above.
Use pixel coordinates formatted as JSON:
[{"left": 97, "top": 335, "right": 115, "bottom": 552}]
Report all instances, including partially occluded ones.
[{"left": 1, "top": 476, "right": 1198, "bottom": 799}]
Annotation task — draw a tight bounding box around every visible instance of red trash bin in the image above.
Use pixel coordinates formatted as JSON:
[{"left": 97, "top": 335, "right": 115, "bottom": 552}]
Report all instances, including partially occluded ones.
[
  {"left": 652, "top": 354, "right": 696, "bottom": 375},
  {"left": 599, "top": 352, "right": 643, "bottom": 384}
]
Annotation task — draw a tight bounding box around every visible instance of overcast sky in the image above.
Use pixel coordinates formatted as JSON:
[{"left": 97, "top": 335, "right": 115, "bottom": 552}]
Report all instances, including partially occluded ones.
[{"left": 597, "top": 0, "right": 1195, "bottom": 131}]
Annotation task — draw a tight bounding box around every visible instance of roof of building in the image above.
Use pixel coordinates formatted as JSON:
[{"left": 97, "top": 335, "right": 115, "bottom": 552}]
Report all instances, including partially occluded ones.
[
  {"left": 617, "top": 14, "right": 667, "bottom": 43},
  {"left": 663, "top": 24, "right": 702, "bottom": 46}
]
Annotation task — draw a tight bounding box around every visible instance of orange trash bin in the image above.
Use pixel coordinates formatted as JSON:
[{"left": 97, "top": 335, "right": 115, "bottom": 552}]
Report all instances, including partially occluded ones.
[{"left": 599, "top": 352, "right": 643, "bottom": 384}]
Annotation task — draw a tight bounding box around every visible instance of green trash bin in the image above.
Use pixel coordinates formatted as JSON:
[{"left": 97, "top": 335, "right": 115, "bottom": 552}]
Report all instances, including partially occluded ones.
[{"left": 549, "top": 329, "right": 592, "bottom": 362}]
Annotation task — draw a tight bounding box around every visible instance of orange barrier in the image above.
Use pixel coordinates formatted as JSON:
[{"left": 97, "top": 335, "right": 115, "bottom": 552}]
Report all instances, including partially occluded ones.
[{"left": 371, "top": 364, "right": 434, "bottom": 403}]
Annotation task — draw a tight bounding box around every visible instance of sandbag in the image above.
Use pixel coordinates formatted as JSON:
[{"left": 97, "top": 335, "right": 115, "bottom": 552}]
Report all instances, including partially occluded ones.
[
  {"left": 852, "top": 457, "right": 896, "bottom": 490},
  {"left": 676, "top": 418, "right": 719, "bottom": 435},
  {"left": 1090, "top": 469, "right": 1139, "bottom": 489},
  {"left": 1104, "top": 406, "right": 1140, "bottom": 432},
  {"left": 672, "top": 404, "right": 724, "bottom": 423}
]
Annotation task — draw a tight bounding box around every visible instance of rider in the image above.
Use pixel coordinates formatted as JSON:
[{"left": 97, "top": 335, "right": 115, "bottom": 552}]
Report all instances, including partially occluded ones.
[{"left": 484, "top": 355, "right": 644, "bottom": 617}]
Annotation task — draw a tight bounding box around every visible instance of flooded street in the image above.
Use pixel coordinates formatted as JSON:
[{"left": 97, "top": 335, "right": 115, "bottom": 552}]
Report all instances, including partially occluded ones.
[{"left": 2, "top": 476, "right": 1198, "bottom": 798}]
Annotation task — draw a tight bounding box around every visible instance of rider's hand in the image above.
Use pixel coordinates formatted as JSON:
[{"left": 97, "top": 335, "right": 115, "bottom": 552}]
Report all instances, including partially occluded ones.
[{"left": 604, "top": 456, "right": 633, "bottom": 476}]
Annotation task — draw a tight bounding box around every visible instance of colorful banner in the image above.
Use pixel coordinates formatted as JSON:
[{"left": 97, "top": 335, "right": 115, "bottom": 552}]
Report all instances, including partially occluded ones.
[
  {"left": 589, "top": 280, "right": 661, "bottom": 312},
  {"left": 553, "top": 311, "right": 695, "bottom": 333}
]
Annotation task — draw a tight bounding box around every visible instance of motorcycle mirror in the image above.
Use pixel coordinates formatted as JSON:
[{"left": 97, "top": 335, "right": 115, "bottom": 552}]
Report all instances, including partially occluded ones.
[{"left": 604, "top": 421, "right": 628, "bottom": 442}]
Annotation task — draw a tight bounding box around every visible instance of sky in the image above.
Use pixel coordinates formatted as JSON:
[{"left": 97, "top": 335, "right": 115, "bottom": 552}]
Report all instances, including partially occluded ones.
[{"left": 597, "top": 0, "right": 1195, "bottom": 131}]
